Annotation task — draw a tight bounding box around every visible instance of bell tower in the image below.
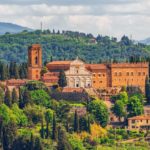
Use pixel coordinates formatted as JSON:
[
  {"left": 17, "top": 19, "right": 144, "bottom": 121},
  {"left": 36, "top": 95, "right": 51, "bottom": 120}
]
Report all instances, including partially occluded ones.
[{"left": 28, "top": 44, "right": 42, "bottom": 80}]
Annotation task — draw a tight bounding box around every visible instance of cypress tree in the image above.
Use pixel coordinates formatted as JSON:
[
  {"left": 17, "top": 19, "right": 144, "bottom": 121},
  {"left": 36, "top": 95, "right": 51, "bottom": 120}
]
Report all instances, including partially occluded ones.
[
  {"left": 57, "top": 126, "right": 73, "bottom": 150},
  {"left": 9, "top": 62, "right": 15, "bottom": 78},
  {"left": 34, "top": 137, "right": 43, "bottom": 150},
  {"left": 30, "top": 133, "right": 34, "bottom": 150},
  {"left": 40, "top": 119, "right": 45, "bottom": 139},
  {"left": 4, "top": 88, "right": 12, "bottom": 107},
  {"left": 87, "top": 116, "right": 91, "bottom": 134},
  {"left": 52, "top": 113, "right": 57, "bottom": 140},
  {"left": 1, "top": 64, "right": 7, "bottom": 81},
  {"left": 12, "top": 88, "right": 18, "bottom": 104},
  {"left": 45, "top": 119, "right": 49, "bottom": 139},
  {"left": 74, "top": 110, "right": 79, "bottom": 133},
  {"left": 23, "top": 89, "right": 30, "bottom": 106},
  {"left": 145, "top": 76, "right": 150, "bottom": 104},
  {"left": 14, "top": 63, "right": 20, "bottom": 79},
  {"left": 58, "top": 70, "right": 67, "bottom": 87}
]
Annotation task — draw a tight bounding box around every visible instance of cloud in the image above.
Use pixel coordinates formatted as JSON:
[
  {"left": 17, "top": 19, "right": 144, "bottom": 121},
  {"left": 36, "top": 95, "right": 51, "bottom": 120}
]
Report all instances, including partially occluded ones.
[
  {"left": 0, "top": 0, "right": 150, "bottom": 40},
  {"left": 0, "top": 0, "right": 141, "bottom": 5}
]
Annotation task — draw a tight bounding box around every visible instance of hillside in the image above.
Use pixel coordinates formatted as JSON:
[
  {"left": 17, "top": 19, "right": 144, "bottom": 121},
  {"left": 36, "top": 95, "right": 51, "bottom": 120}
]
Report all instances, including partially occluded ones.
[
  {"left": 139, "top": 37, "right": 150, "bottom": 45},
  {"left": 0, "top": 30, "right": 150, "bottom": 63},
  {"left": 0, "top": 22, "right": 32, "bottom": 35}
]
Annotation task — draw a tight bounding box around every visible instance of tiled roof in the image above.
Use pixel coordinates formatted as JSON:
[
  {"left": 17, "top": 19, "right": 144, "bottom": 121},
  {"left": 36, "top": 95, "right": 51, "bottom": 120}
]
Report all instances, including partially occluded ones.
[
  {"left": 47, "top": 61, "right": 72, "bottom": 65},
  {"left": 86, "top": 64, "right": 107, "bottom": 70},
  {"left": 128, "top": 115, "right": 150, "bottom": 120},
  {"left": 62, "top": 87, "right": 84, "bottom": 93}
]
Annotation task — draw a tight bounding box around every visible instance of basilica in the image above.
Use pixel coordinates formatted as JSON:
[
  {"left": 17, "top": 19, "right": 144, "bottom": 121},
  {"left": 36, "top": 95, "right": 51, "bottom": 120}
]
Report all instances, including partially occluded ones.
[{"left": 28, "top": 44, "right": 149, "bottom": 92}]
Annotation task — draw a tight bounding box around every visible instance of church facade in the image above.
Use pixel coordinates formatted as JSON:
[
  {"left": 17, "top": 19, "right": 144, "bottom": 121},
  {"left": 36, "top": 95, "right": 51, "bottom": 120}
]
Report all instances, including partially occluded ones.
[{"left": 28, "top": 44, "right": 149, "bottom": 92}]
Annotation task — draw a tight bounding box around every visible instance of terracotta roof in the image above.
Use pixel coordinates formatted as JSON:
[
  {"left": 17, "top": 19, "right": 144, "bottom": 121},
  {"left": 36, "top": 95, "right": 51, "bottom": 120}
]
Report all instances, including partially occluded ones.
[
  {"left": 86, "top": 64, "right": 107, "bottom": 70},
  {"left": 128, "top": 115, "right": 150, "bottom": 120},
  {"left": 47, "top": 61, "right": 72, "bottom": 65},
  {"left": 62, "top": 88, "right": 84, "bottom": 93}
]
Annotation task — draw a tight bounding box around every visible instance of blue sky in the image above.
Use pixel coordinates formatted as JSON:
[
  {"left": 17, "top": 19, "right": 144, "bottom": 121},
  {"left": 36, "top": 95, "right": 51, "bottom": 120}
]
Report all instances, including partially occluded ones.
[{"left": 0, "top": 0, "right": 149, "bottom": 40}]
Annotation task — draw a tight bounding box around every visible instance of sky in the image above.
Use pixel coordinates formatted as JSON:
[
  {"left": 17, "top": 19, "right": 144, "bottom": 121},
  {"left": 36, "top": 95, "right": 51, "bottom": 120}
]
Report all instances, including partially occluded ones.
[{"left": 0, "top": 0, "right": 150, "bottom": 40}]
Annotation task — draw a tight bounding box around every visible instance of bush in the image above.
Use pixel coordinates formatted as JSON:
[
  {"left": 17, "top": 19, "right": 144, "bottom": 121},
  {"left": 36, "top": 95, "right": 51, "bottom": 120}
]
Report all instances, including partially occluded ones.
[{"left": 30, "top": 89, "right": 51, "bottom": 107}]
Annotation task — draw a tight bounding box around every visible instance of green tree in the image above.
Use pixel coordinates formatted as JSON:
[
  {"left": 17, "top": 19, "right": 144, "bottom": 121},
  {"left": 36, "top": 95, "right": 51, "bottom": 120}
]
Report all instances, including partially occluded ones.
[
  {"left": 145, "top": 76, "right": 150, "bottom": 103},
  {"left": 2, "top": 121, "right": 17, "bottom": 150},
  {"left": 14, "top": 62, "right": 20, "bottom": 79},
  {"left": 112, "top": 100, "right": 126, "bottom": 121},
  {"left": 52, "top": 113, "right": 57, "bottom": 140},
  {"left": 118, "top": 91, "right": 128, "bottom": 104},
  {"left": 30, "top": 89, "right": 50, "bottom": 107},
  {"left": 45, "top": 109, "right": 53, "bottom": 138},
  {"left": 1, "top": 63, "right": 8, "bottom": 80},
  {"left": 12, "top": 88, "right": 18, "bottom": 104},
  {"left": 74, "top": 110, "right": 79, "bottom": 133},
  {"left": 33, "top": 137, "right": 43, "bottom": 150},
  {"left": 0, "top": 104, "right": 11, "bottom": 125},
  {"left": 127, "top": 95, "right": 144, "bottom": 117},
  {"left": 40, "top": 118, "right": 45, "bottom": 139},
  {"left": 4, "top": 88, "right": 12, "bottom": 107},
  {"left": 22, "top": 89, "right": 31, "bottom": 107},
  {"left": 0, "top": 88, "right": 5, "bottom": 104},
  {"left": 58, "top": 70, "right": 67, "bottom": 87},
  {"left": 12, "top": 104, "right": 28, "bottom": 126},
  {"left": 40, "top": 67, "right": 48, "bottom": 76},
  {"left": 89, "top": 99, "right": 109, "bottom": 127},
  {"left": 87, "top": 116, "right": 91, "bottom": 134},
  {"left": 57, "top": 127, "right": 73, "bottom": 150}
]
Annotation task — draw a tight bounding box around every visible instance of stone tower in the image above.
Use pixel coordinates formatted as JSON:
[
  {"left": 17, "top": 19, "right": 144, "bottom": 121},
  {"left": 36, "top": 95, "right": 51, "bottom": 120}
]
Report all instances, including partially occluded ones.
[{"left": 28, "top": 44, "right": 42, "bottom": 80}]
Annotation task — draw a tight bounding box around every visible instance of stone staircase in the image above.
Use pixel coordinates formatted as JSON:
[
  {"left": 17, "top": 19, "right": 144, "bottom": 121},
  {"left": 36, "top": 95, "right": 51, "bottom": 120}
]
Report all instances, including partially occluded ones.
[{"left": 85, "top": 88, "right": 99, "bottom": 98}]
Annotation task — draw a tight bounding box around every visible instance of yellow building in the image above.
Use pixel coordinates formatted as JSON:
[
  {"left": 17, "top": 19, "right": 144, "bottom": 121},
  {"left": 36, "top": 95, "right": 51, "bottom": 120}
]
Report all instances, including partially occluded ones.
[{"left": 128, "top": 116, "right": 150, "bottom": 130}]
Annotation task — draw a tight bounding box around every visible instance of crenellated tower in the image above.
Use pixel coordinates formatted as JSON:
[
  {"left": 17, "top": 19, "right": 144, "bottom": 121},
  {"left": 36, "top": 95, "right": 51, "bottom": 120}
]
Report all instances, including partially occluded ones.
[{"left": 28, "top": 44, "right": 42, "bottom": 80}]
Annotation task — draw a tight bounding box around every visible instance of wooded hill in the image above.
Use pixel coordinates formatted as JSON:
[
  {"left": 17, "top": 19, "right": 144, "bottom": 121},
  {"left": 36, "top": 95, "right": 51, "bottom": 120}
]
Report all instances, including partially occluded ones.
[{"left": 0, "top": 30, "right": 150, "bottom": 63}]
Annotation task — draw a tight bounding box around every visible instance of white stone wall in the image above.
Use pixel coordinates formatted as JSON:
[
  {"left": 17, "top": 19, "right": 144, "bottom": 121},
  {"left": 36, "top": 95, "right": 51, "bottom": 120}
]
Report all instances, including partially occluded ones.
[{"left": 65, "top": 59, "right": 92, "bottom": 88}]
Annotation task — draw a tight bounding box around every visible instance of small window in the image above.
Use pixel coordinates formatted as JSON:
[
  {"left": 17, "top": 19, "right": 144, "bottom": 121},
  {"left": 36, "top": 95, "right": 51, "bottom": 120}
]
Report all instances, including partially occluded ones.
[
  {"left": 131, "top": 72, "right": 133, "bottom": 76},
  {"left": 115, "top": 72, "right": 117, "bottom": 76},
  {"left": 93, "top": 74, "right": 96, "bottom": 77},
  {"left": 143, "top": 72, "right": 145, "bottom": 76},
  {"left": 119, "top": 72, "right": 122, "bottom": 76},
  {"left": 138, "top": 72, "right": 141, "bottom": 76},
  {"left": 76, "top": 70, "right": 78, "bottom": 74},
  {"left": 35, "top": 56, "right": 38, "bottom": 64},
  {"left": 127, "top": 72, "right": 129, "bottom": 76},
  {"left": 93, "top": 81, "right": 96, "bottom": 83},
  {"left": 36, "top": 74, "right": 39, "bottom": 79},
  {"left": 132, "top": 120, "right": 135, "bottom": 123}
]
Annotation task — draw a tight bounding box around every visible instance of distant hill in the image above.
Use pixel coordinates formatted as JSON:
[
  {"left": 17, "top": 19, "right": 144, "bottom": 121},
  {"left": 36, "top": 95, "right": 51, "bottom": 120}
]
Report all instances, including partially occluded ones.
[
  {"left": 139, "top": 38, "right": 150, "bottom": 45},
  {"left": 0, "top": 22, "right": 32, "bottom": 35},
  {"left": 0, "top": 30, "right": 150, "bottom": 63}
]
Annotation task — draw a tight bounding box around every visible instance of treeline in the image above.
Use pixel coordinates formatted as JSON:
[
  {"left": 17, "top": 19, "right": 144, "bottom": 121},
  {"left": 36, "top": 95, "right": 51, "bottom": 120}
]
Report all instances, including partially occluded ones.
[
  {"left": 0, "top": 30, "right": 150, "bottom": 63},
  {"left": 0, "top": 62, "right": 27, "bottom": 80}
]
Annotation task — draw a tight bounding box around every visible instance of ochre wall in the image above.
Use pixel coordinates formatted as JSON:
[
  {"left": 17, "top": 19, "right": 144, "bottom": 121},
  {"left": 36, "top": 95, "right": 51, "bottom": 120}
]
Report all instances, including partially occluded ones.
[
  {"left": 90, "top": 63, "right": 149, "bottom": 92},
  {"left": 28, "top": 44, "right": 42, "bottom": 80},
  {"left": 110, "top": 63, "right": 149, "bottom": 92},
  {"left": 92, "top": 71, "right": 107, "bottom": 89}
]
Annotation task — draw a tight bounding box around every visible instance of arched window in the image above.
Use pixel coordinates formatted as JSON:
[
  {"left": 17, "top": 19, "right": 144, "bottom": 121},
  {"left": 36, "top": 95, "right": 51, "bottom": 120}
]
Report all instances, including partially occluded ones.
[{"left": 35, "top": 56, "right": 38, "bottom": 64}]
